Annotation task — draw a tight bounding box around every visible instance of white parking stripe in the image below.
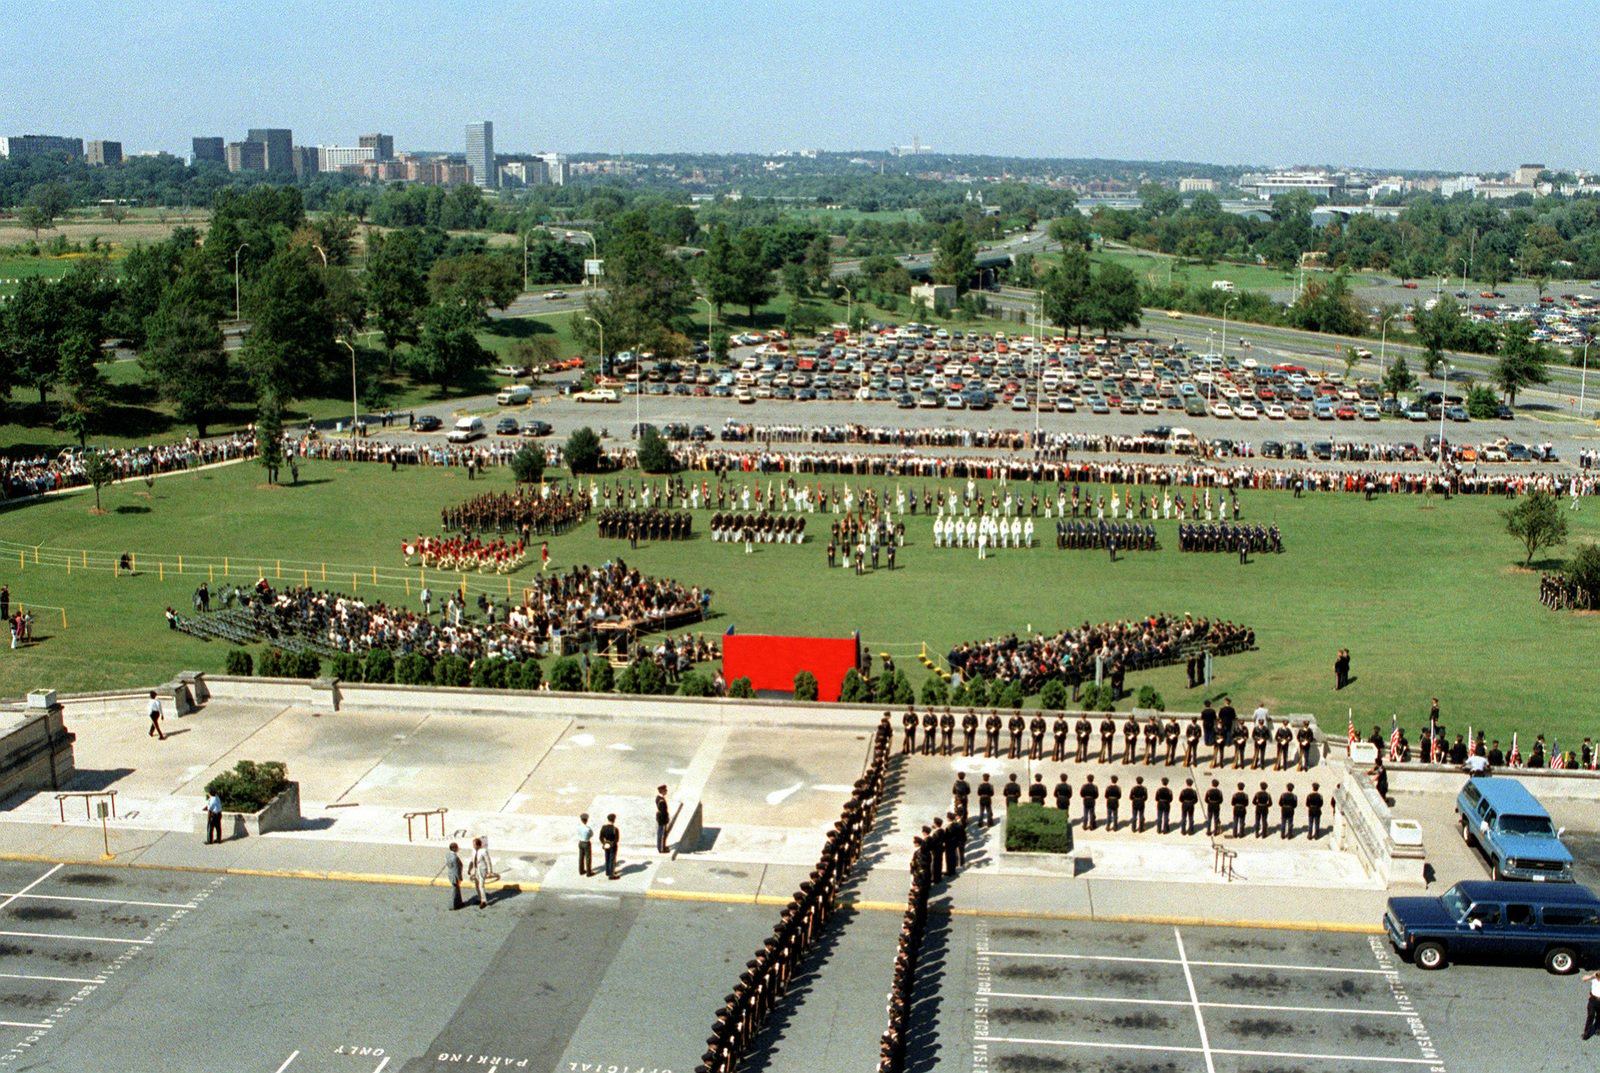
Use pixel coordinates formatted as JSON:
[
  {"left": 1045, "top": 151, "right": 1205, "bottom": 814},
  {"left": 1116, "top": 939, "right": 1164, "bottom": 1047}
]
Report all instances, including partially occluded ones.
[
  {"left": 0, "top": 892, "right": 197, "bottom": 910},
  {"left": 1174, "top": 928, "right": 1217, "bottom": 1073},
  {"left": 0, "top": 1021, "right": 50, "bottom": 1030},
  {"left": 0, "top": 864, "right": 62, "bottom": 913},
  {"left": 273, "top": 1051, "right": 300, "bottom": 1073},
  {"left": 987, "top": 948, "right": 1395, "bottom": 975},
  {"left": 0, "top": 971, "right": 102, "bottom": 985},
  {"left": 0, "top": 930, "right": 151, "bottom": 945},
  {"left": 987, "top": 990, "right": 1415, "bottom": 1018},
  {"left": 978, "top": 1036, "right": 1447, "bottom": 1065}
]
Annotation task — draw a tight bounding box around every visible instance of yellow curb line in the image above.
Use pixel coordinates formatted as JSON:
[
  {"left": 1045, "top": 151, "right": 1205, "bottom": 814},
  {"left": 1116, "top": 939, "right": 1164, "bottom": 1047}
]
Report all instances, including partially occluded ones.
[{"left": 0, "top": 851, "right": 531, "bottom": 892}]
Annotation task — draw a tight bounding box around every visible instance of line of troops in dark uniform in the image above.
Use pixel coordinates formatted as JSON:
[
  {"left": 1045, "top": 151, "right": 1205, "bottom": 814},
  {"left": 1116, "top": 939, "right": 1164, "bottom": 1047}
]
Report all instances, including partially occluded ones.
[
  {"left": 596, "top": 508, "right": 694, "bottom": 541},
  {"left": 699, "top": 716, "right": 892, "bottom": 1073},
  {"left": 954, "top": 770, "right": 1329, "bottom": 840},
  {"left": 1055, "top": 519, "right": 1158, "bottom": 551},
  {"left": 1539, "top": 571, "right": 1594, "bottom": 610},
  {"left": 709, "top": 513, "right": 807, "bottom": 543},
  {"left": 901, "top": 704, "right": 1318, "bottom": 772},
  {"left": 833, "top": 511, "right": 904, "bottom": 547},
  {"left": 440, "top": 487, "right": 589, "bottom": 538},
  {"left": 1178, "top": 521, "right": 1283, "bottom": 554},
  {"left": 880, "top": 806, "right": 966, "bottom": 1073}
]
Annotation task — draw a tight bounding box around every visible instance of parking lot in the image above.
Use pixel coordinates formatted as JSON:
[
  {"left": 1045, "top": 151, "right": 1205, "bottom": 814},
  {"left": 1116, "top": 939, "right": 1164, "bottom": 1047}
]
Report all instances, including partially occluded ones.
[{"left": 918, "top": 913, "right": 1597, "bottom": 1073}]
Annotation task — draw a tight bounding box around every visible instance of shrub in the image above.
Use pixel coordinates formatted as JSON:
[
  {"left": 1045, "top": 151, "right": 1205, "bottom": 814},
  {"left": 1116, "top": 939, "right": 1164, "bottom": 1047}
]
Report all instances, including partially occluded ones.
[
  {"left": 508, "top": 659, "right": 543, "bottom": 691},
  {"left": 547, "top": 656, "right": 584, "bottom": 691},
  {"left": 920, "top": 675, "right": 948, "bottom": 705},
  {"left": 678, "top": 671, "right": 715, "bottom": 696},
  {"left": 619, "top": 659, "right": 669, "bottom": 695},
  {"left": 1039, "top": 680, "right": 1067, "bottom": 710},
  {"left": 204, "top": 760, "right": 291, "bottom": 813},
  {"left": 224, "top": 649, "right": 253, "bottom": 677},
  {"left": 511, "top": 442, "right": 545, "bottom": 484},
  {"left": 966, "top": 676, "right": 989, "bottom": 708},
  {"left": 330, "top": 653, "right": 363, "bottom": 682},
  {"left": 1136, "top": 685, "right": 1166, "bottom": 712},
  {"left": 395, "top": 653, "right": 432, "bottom": 685},
  {"left": 256, "top": 647, "right": 285, "bottom": 678},
  {"left": 470, "top": 657, "right": 508, "bottom": 690},
  {"left": 1078, "top": 683, "right": 1115, "bottom": 712},
  {"left": 433, "top": 654, "right": 470, "bottom": 687},
  {"left": 839, "top": 669, "right": 870, "bottom": 703},
  {"left": 289, "top": 651, "right": 321, "bottom": 680},
  {"left": 564, "top": 427, "right": 603, "bottom": 474},
  {"left": 996, "top": 680, "right": 1025, "bottom": 711},
  {"left": 890, "top": 672, "right": 916, "bottom": 705},
  {"left": 1004, "top": 803, "right": 1074, "bottom": 854},
  {"left": 947, "top": 680, "right": 970, "bottom": 706},
  {"left": 637, "top": 427, "right": 676, "bottom": 474},
  {"left": 588, "top": 658, "right": 615, "bottom": 693},
  {"left": 728, "top": 676, "right": 756, "bottom": 699},
  {"left": 363, "top": 647, "right": 395, "bottom": 684},
  {"left": 793, "top": 670, "right": 820, "bottom": 701}
]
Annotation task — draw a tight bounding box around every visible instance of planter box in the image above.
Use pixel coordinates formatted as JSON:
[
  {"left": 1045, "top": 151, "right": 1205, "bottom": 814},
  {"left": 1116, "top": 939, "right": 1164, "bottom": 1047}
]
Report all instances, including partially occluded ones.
[{"left": 203, "top": 781, "right": 301, "bottom": 839}]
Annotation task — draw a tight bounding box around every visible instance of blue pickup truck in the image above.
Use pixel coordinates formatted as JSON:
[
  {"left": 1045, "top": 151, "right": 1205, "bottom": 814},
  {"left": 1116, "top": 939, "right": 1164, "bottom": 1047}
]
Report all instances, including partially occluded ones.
[
  {"left": 1386, "top": 880, "right": 1600, "bottom": 973},
  {"left": 1455, "top": 777, "right": 1573, "bottom": 882}
]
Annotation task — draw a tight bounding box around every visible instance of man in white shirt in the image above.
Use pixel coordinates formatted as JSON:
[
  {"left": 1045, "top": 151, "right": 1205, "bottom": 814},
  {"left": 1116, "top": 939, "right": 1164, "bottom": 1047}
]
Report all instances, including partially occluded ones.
[
  {"left": 575, "top": 813, "right": 594, "bottom": 877},
  {"left": 1253, "top": 702, "right": 1270, "bottom": 727},
  {"left": 1583, "top": 970, "right": 1600, "bottom": 1040},
  {"left": 147, "top": 691, "right": 166, "bottom": 740}
]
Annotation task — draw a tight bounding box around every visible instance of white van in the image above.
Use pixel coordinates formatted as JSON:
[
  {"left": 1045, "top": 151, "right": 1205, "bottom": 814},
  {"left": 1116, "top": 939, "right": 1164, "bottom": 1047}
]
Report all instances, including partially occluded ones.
[
  {"left": 1167, "top": 427, "right": 1198, "bottom": 452},
  {"left": 496, "top": 384, "right": 532, "bottom": 405},
  {"left": 1210, "top": 280, "right": 1236, "bottom": 292},
  {"left": 448, "top": 417, "right": 485, "bottom": 443}
]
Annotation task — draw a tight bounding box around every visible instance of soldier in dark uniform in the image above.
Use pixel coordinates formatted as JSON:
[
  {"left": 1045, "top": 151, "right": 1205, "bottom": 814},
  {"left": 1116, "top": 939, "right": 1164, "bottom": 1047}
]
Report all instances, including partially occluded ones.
[
  {"left": 977, "top": 774, "right": 996, "bottom": 827},
  {"left": 951, "top": 773, "right": 971, "bottom": 821},
  {"left": 1122, "top": 715, "right": 1139, "bottom": 764},
  {"left": 1279, "top": 783, "right": 1298, "bottom": 839},
  {"left": 1305, "top": 783, "right": 1324, "bottom": 839},
  {"left": 921, "top": 708, "right": 938, "bottom": 756},
  {"left": 1231, "top": 782, "right": 1251, "bottom": 838},
  {"left": 1029, "top": 713, "right": 1047, "bottom": 761},
  {"left": 1274, "top": 721, "right": 1293, "bottom": 770},
  {"left": 1217, "top": 698, "right": 1237, "bottom": 752},
  {"left": 1232, "top": 721, "right": 1249, "bottom": 768},
  {"left": 1142, "top": 718, "right": 1160, "bottom": 765},
  {"left": 1104, "top": 776, "right": 1123, "bottom": 830},
  {"left": 1002, "top": 773, "right": 1022, "bottom": 812},
  {"left": 962, "top": 709, "right": 979, "bottom": 756},
  {"left": 1155, "top": 777, "right": 1174, "bottom": 833},
  {"left": 1201, "top": 779, "right": 1221, "bottom": 836},
  {"left": 1075, "top": 715, "right": 1093, "bottom": 763},
  {"left": 1079, "top": 775, "right": 1100, "bottom": 830},
  {"left": 940, "top": 708, "right": 955, "bottom": 755},
  {"left": 1184, "top": 718, "right": 1202, "bottom": 767},
  {"left": 1251, "top": 718, "right": 1270, "bottom": 769},
  {"left": 1165, "top": 718, "right": 1182, "bottom": 765},
  {"left": 902, "top": 707, "right": 917, "bottom": 754},
  {"left": 1252, "top": 782, "right": 1273, "bottom": 838},
  {"left": 985, "top": 711, "right": 1002, "bottom": 757},
  {"left": 1201, "top": 699, "right": 1217, "bottom": 750},
  {"left": 1052, "top": 713, "right": 1069, "bottom": 763},
  {"left": 1053, "top": 773, "right": 1072, "bottom": 817},
  {"left": 1099, "top": 714, "right": 1116, "bottom": 763},
  {"left": 1008, "top": 711, "right": 1025, "bottom": 759},
  {"left": 1130, "top": 777, "right": 1149, "bottom": 833},
  {"left": 1296, "top": 722, "right": 1315, "bottom": 771},
  {"left": 1028, "top": 774, "right": 1048, "bottom": 806}
]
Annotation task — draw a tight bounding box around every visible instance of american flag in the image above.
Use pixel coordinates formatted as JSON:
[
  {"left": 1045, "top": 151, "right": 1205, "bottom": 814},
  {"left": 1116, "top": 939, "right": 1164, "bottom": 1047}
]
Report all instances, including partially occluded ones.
[
  {"left": 1347, "top": 711, "right": 1357, "bottom": 745},
  {"left": 1509, "top": 733, "right": 1522, "bottom": 767},
  {"left": 1552, "top": 742, "right": 1566, "bottom": 770},
  {"left": 1388, "top": 715, "right": 1401, "bottom": 761},
  {"left": 1431, "top": 732, "right": 1446, "bottom": 764}
]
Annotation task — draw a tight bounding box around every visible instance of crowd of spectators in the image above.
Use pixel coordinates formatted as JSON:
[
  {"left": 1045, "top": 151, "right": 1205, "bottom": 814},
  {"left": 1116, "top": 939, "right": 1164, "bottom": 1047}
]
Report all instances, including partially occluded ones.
[{"left": 0, "top": 434, "right": 257, "bottom": 499}]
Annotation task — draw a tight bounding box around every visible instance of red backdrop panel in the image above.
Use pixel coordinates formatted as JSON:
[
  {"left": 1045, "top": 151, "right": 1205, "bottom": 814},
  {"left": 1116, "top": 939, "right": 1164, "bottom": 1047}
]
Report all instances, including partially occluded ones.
[{"left": 722, "top": 634, "right": 860, "bottom": 702}]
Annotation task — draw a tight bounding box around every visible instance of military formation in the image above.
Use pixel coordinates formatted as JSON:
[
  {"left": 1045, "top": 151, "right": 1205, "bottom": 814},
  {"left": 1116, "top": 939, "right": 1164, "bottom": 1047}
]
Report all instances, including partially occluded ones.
[
  {"left": 1055, "top": 518, "right": 1158, "bottom": 552},
  {"left": 698, "top": 717, "right": 891, "bottom": 1073},
  {"left": 710, "top": 513, "right": 807, "bottom": 543},
  {"left": 880, "top": 806, "right": 967, "bottom": 1072},
  {"left": 596, "top": 508, "right": 694, "bottom": 542},
  {"left": 439, "top": 487, "right": 588, "bottom": 537},
  {"left": 1178, "top": 521, "right": 1283, "bottom": 554}
]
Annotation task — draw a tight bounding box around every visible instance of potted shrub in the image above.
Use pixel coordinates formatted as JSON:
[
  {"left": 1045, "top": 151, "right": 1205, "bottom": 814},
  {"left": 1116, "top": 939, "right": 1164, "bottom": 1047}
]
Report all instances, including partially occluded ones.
[{"left": 202, "top": 760, "right": 300, "bottom": 838}]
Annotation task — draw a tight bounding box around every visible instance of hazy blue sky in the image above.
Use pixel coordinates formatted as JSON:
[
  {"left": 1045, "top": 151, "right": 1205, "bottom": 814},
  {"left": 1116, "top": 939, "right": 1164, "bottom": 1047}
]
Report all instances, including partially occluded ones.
[{"left": 3, "top": 0, "right": 1594, "bottom": 171}]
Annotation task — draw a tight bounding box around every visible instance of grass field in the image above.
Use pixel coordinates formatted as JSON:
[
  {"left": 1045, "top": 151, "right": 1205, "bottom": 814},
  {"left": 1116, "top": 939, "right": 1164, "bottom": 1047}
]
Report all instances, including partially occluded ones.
[{"left": 2, "top": 459, "right": 1597, "bottom": 748}]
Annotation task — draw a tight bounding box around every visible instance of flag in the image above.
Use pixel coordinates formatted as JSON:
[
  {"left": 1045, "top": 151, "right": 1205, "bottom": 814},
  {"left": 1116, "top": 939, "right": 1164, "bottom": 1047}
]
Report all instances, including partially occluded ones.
[
  {"left": 1347, "top": 711, "right": 1357, "bottom": 745},
  {"left": 723, "top": 623, "right": 736, "bottom": 636},
  {"left": 1388, "top": 715, "right": 1401, "bottom": 761},
  {"left": 1431, "top": 732, "right": 1445, "bottom": 765},
  {"left": 1552, "top": 742, "right": 1566, "bottom": 770},
  {"left": 1509, "top": 732, "right": 1522, "bottom": 767}
]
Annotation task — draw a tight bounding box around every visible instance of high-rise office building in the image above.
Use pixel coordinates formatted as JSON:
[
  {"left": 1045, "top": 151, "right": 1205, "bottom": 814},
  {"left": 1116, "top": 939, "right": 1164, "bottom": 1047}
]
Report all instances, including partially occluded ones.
[
  {"left": 359, "top": 133, "right": 395, "bottom": 161},
  {"left": 0, "top": 134, "right": 84, "bottom": 160},
  {"left": 540, "top": 152, "right": 568, "bottom": 186},
  {"left": 293, "top": 146, "right": 320, "bottom": 177},
  {"left": 86, "top": 141, "right": 123, "bottom": 166},
  {"left": 226, "top": 140, "right": 267, "bottom": 172},
  {"left": 192, "top": 137, "right": 226, "bottom": 165},
  {"left": 246, "top": 128, "right": 294, "bottom": 175},
  {"left": 465, "top": 121, "right": 495, "bottom": 188},
  {"left": 319, "top": 146, "right": 375, "bottom": 172}
]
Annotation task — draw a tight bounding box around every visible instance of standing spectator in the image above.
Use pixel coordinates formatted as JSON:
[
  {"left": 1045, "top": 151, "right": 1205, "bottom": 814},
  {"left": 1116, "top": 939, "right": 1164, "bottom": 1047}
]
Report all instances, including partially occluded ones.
[
  {"left": 204, "top": 791, "right": 223, "bottom": 845},
  {"left": 655, "top": 785, "right": 672, "bottom": 853},
  {"left": 147, "top": 691, "right": 166, "bottom": 740},
  {"left": 1582, "top": 970, "right": 1600, "bottom": 1041},
  {"left": 599, "top": 813, "right": 621, "bottom": 879},
  {"left": 469, "top": 837, "right": 490, "bottom": 907},
  {"left": 444, "top": 842, "right": 465, "bottom": 910},
  {"left": 576, "top": 812, "right": 594, "bottom": 877}
]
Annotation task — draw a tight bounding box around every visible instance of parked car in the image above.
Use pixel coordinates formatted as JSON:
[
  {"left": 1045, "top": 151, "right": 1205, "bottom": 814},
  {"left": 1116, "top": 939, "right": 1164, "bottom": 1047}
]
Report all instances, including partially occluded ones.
[
  {"left": 494, "top": 417, "right": 520, "bottom": 435},
  {"left": 522, "top": 420, "right": 553, "bottom": 437},
  {"left": 447, "top": 417, "right": 485, "bottom": 443},
  {"left": 1446, "top": 405, "right": 1470, "bottom": 422},
  {"left": 496, "top": 384, "right": 532, "bottom": 405},
  {"left": 573, "top": 388, "right": 619, "bottom": 403},
  {"left": 1385, "top": 880, "right": 1600, "bottom": 973},
  {"left": 1457, "top": 777, "right": 1574, "bottom": 883},
  {"left": 493, "top": 364, "right": 529, "bottom": 378},
  {"left": 413, "top": 414, "right": 443, "bottom": 432}
]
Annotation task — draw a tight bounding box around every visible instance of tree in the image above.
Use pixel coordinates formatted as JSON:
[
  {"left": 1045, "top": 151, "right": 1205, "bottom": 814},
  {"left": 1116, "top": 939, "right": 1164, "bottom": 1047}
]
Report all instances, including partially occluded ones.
[
  {"left": 511, "top": 443, "right": 545, "bottom": 485},
  {"left": 141, "top": 276, "right": 229, "bottom": 437},
  {"left": 1047, "top": 214, "right": 1092, "bottom": 252},
  {"left": 1288, "top": 271, "right": 1365, "bottom": 337},
  {"left": 1041, "top": 248, "right": 1093, "bottom": 337},
  {"left": 1085, "top": 263, "right": 1142, "bottom": 334},
  {"left": 428, "top": 252, "right": 519, "bottom": 319},
  {"left": 1381, "top": 354, "right": 1417, "bottom": 400},
  {"left": 637, "top": 427, "right": 675, "bottom": 473},
  {"left": 700, "top": 224, "right": 743, "bottom": 317},
  {"left": 793, "top": 670, "right": 820, "bottom": 701},
  {"left": 1466, "top": 384, "right": 1500, "bottom": 419},
  {"left": 81, "top": 449, "right": 115, "bottom": 513},
  {"left": 364, "top": 228, "right": 428, "bottom": 371},
  {"left": 54, "top": 331, "right": 107, "bottom": 446},
  {"left": 22, "top": 182, "right": 71, "bottom": 236},
  {"left": 242, "top": 249, "right": 337, "bottom": 401},
  {"left": 1564, "top": 542, "right": 1600, "bottom": 610},
  {"left": 1502, "top": 490, "right": 1568, "bottom": 567},
  {"left": 932, "top": 221, "right": 977, "bottom": 293},
  {"left": 255, "top": 399, "right": 284, "bottom": 484},
  {"left": 1493, "top": 321, "right": 1550, "bottom": 406},
  {"left": 564, "top": 426, "right": 603, "bottom": 475},
  {"left": 1138, "top": 182, "right": 1182, "bottom": 217},
  {"left": 410, "top": 300, "right": 489, "bottom": 389}
]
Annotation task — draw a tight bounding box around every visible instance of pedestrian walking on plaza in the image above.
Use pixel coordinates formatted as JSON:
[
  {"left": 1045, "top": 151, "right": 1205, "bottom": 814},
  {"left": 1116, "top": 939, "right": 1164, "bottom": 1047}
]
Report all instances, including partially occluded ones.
[
  {"left": 469, "top": 837, "right": 490, "bottom": 907},
  {"left": 1582, "top": 971, "right": 1600, "bottom": 1040},
  {"left": 204, "top": 790, "right": 223, "bottom": 844},
  {"left": 600, "top": 813, "right": 621, "bottom": 879},
  {"left": 445, "top": 842, "right": 465, "bottom": 910},
  {"left": 576, "top": 812, "right": 594, "bottom": 877},
  {"left": 655, "top": 785, "right": 673, "bottom": 853},
  {"left": 147, "top": 691, "right": 166, "bottom": 740}
]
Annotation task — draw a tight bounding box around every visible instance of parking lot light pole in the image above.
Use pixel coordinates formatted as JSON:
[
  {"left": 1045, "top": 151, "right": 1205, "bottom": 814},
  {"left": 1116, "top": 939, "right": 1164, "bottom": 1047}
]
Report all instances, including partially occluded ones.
[
  {"left": 1581, "top": 340, "right": 1591, "bottom": 418},
  {"left": 699, "top": 296, "right": 714, "bottom": 347},
  {"left": 233, "top": 242, "right": 250, "bottom": 321},
  {"left": 1439, "top": 363, "right": 1452, "bottom": 461},
  {"left": 341, "top": 339, "right": 358, "bottom": 436},
  {"left": 1379, "top": 313, "right": 1397, "bottom": 381}
]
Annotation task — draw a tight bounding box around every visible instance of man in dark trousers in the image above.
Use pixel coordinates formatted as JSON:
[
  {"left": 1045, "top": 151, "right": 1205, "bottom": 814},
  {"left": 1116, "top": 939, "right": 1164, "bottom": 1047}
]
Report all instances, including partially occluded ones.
[
  {"left": 977, "top": 774, "right": 996, "bottom": 827},
  {"left": 922, "top": 708, "right": 938, "bottom": 756},
  {"left": 940, "top": 708, "right": 956, "bottom": 756},
  {"left": 1279, "top": 783, "right": 1298, "bottom": 839},
  {"left": 576, "top": 813, "right": 594, "bottom": 877},
  {"left": 1104, "top": 776, "right": 1123, "bottom": 830},
  {"left": 1580, "top": 970, "right": 1600, "bottom": 1040},
  {"left": 599, "top": 814, "right": 621, "bottom": 879},
  {"left": 951, "top": 773, "right": 971, "bottom": 820},
  {"left": 902, "top": 708, "right": 918, "bottom": 754},
  {"left": 1155, "top": 778, "right": 1174, "bottom": 834},
  {"left": 985, "top": 711, "right": 1002, "bottom": 757},
  {"left": 445, "top": 842, "right": 465, "bottom": 910},
  {"left": 655, "top": 785, "right": 672, "bottom": 853},
  {"left": 1029, "top": 712, "right": 1046, "bottom": 761},
  {"left": 1201, "top": 699, "right": 1217, "bottom": 751},
  {"left": 945, "top": 812, "right": 964, "bottom": 874},
  {"left": 1028, "top": 774, "right": 1048, "bottom": 806},
  {"left": 1099, "top": 714, "right": 1116, "bottom": 763},
  {"left": 1231, "top": 783, "right": 1251, "bottom": 838},
  {"left": 1079, "top": 774, "right": 1100, "bottom": 830},
  {"left": 1002, "top": 773, "right": 1022, "bottom": 812},
  {"left": 1053, "top": 713, "right": 1069, "bottom": 763},
  {"left": 1217, "top": 698, "right": 1237, "bottom": 758},
  {"left": 1129, "top": 777, "right": 1148, "bottom": 832},
  {"left": 1305, "top": 783, "right": 1325, "bottom": 840},
  {"left": 204, "top": 791, "right": 223, "bottom": 845},
  {"left": 1200, "top": 779, "right": 1219, "bottom": 836},
  {"left": 1053, "top": 773, "right": 1072, "bottom": 818},
  {"left": 962, "top": 709, "right": 979, "bottom": 756},
  {"left": 1252, "top": 782, "right": 1273, "bottom": 838},
  {"left": 1075, "top": 715, "right": 1092, "bottom": 762},
  {"left": 1008, "top": 711, "right": 1026, "bottom": 759}
]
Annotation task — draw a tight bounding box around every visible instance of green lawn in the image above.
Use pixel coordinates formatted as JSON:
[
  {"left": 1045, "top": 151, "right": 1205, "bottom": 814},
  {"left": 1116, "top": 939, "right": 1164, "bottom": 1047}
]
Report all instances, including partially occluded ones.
[{"left": 3, "top": 459, "right": 1597, "bottom": 750}]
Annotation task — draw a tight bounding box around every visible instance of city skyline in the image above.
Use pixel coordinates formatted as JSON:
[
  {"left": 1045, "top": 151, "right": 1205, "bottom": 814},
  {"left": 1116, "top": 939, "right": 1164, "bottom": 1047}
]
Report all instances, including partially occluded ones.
[{"left": 1, "top": 0, "right": 1596, "bottom": 172}]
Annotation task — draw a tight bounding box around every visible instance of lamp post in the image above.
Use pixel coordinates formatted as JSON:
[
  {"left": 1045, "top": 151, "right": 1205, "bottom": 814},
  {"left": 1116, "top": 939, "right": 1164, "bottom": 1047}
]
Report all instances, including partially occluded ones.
[
  {"left": 341, "top": 339, "right": 358, "bottom": 437},
  {"left": 1459, "top": 258, "right": 1469, "bottom": 301},
  {"left": 699, "top": 296, "right": 715, "bottom": 350},
  {"left": 233, "top": 243, "right": 250, "bottom": 322},
  {"left": 841, "top": 284, "right": 853, "bottom": 332},
  {"left": 312, "top": 243, "right": 327, "bottom": 267},
  {"left": 522, "top": 232, "right": 530, "bottom": 294},
  {"left": 1379, "top": 313, "right": 1397, "bottom": 382},
  {"left": 1439, "top": 363, "right": 1452, "bottom": 462},
  {"left": 566, "top": 230, "right": 598, "bottom": 285},
  {"left": 1581, "top": 339, "right": 1591, "bottom": 418}
]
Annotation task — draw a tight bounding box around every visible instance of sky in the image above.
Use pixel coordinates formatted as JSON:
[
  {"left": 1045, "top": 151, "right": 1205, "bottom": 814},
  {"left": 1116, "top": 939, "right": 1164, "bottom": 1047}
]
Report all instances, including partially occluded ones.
[{"left": 2, "top": 0, "right": 1596, "bottom": 173}]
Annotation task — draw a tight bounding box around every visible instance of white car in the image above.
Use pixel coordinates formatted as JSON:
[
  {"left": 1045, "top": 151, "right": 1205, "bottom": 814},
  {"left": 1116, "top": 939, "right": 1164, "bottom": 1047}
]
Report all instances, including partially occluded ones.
[
  {"left": 1235, "top": 402, "right": 1259, "bottom": 420},
  {"left": 572, "top": 388, "right": 619, "bottom": 403},
  {"left": 542, "top": 290, "right": 567, "bottom": 300},
  {"left": 1264, "top": 403, "right": 1287, "bottom": 420},
  {"left": 493, "top": 364, "right": 529, "bottom": 378},
  {"left": 1139, "top": 398, "right": 1161, "bottom": 414},
  {"left": 1210, "top": 401, "right": 1234, "bottom": 418}
]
